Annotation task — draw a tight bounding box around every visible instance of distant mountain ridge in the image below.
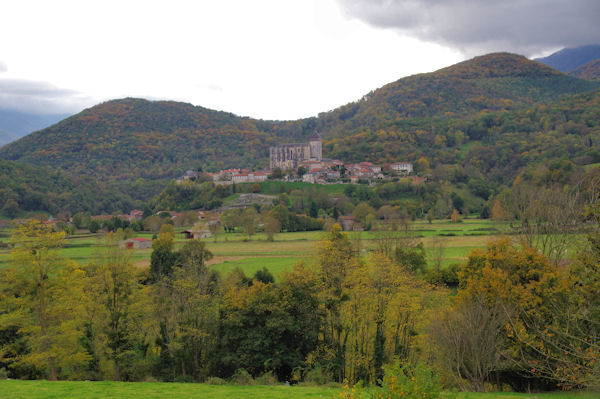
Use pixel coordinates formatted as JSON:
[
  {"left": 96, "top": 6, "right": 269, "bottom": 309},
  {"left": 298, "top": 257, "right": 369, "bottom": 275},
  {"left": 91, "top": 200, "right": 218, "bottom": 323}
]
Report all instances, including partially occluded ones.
[
  {"left": 535, "top": 44, "right": 600, "bottom": 72},
  {"left": 0, "top": 128, "right": 18, "bottom": 147},
  {"left": 0, "top": 52, "right": 599, "bottom": 205},
  {"left": 0, "top": 108, "right": 70, "bottom": 146}
]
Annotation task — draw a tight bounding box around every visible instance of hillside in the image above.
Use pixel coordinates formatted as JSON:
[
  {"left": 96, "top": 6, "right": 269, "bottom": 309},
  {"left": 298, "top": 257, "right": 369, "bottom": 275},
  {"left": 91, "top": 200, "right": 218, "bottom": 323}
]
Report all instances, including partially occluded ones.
[
  {"left": 0, "top": 159, "right": 136, "bottom": 216},
  {"left": 313, "top": 53, "right": 596, "bottom": 139},
  {"left": 569, "top": 58, "right": 600, "bottom": 80},
  {"left": 0, "top": 53, "right": 598, "bottom": 205},
  {"left": 535, "top": 44, "right": 600, "bottom": 72}
]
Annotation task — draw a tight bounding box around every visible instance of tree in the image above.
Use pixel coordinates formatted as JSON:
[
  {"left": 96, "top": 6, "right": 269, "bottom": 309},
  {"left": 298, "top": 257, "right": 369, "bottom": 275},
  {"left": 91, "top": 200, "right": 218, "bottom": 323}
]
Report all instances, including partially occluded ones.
[
  {"left": 208, "top": 220, "right": 220, "bottom": 242},
  {"left": 431, "top": 295, "right": 507, "bottom": 391},
  {"left": 491, "top": 199, "right": 504, "bottom": 221},
  {"left": 85, "top": 234, "right": 144, "bottom": 381},
  {"left": 2, "top": 199, "right": 19, "bottom": 218},
  {"left": 240, "top": 207, "right": 259, "bottom": 239},
  {"left": 269, "top": 167, "right": 283, "bottom": 179},
  {"left": 450, "top": 209, "right": 461, "bottom": 222},
  {"left": 150, "top": 224, "right": 178, "bottom": 281},
  {"left": 263, "top": 215, "right": 281, "bottom": 242},
  {"left": 501, "top": 184, "right": 582, "bottom": 265},
  {"left": 317, "top": 224, "right": 356, "bottom": 382},
  {"left": 89, "top": 219, "right": 101, "bottom": 234},
  {"left": 168, "top": 240, "right": 218, "bottom": 380},
  {"left": 1, "top": 221, "right": 88, "bottom": 380},
  {"left": 352, "top": 202, "right": 376, "bottom": 228},
  {"left": 218, "top": 263, "right": 322, "bottom": 381},
  {"left": 451, "top": 238, "right": 564, "bottom": 391}
]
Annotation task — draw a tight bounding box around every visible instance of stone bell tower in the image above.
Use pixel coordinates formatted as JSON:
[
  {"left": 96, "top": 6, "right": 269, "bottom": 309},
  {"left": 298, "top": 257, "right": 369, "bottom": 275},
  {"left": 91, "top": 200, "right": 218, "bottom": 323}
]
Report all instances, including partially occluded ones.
[{"left": 308, "top": 131, "right": 322, "bottom": 161}]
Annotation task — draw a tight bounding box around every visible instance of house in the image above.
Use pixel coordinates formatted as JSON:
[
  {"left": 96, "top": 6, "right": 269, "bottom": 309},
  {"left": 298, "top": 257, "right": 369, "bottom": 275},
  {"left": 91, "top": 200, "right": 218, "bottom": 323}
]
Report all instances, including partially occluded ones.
[
  {"left": 119, "top": 237, "right": 153, "bottom": 249},
  {"left": 130, "top": 209, "right": 143, "bottom": 220},
  {"left": 302, "top": 173, "right": 316, "bottom": 183},
  {"left": 181, "top": 229, "right": 211, "bottom": 239},
  {"left": 338, "top": 216, "right": 355, "bottom": 231},
  {"left": 391, "top": 162, "right": 413, "bottom": 174}
]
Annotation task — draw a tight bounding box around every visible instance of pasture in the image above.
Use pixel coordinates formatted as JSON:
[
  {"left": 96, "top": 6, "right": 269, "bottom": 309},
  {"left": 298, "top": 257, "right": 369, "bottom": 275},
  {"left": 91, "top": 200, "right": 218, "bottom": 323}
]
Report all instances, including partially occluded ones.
[
  {"left": 0, "top": 218, "right": 512, "bottom": 276},
  {"left": 0, "top": 380, "right": 597, "bottom": 399}
]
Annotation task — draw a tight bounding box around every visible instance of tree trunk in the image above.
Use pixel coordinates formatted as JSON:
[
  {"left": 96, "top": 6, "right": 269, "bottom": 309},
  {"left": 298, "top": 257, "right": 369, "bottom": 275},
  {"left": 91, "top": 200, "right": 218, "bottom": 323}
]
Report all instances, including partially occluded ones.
[{"left": 114, "top": 358, "right": 121, "bottom": 381}]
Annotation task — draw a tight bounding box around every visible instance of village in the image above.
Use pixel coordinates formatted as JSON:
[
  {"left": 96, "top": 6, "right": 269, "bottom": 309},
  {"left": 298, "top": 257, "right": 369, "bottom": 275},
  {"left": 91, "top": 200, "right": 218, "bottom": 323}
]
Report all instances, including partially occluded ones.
[
  {"left": 23, "top": 133, "right": 420, "bottom": 241},
  {"left": 177, "top": 132, "right": 417, "bottom": 185}
]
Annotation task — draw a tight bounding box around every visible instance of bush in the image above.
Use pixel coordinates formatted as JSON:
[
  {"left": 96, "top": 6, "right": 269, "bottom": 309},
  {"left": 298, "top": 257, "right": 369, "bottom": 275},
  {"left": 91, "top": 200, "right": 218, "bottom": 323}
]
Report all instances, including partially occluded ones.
[
  {"left": 303, "top": 365, "right": 332, "bottom": 385},
  {"left": 174, "top": 374, "right": 196, "bottom": 383},
  {"left": 230, "top": 368, "right": 256, "bottom": 385},
  {"left": 205, "top": 376, "right": 228, "bottom": 385},
  {"left": 255, "top": 370, "right": 278, "bottom": 385},
  {"left": 340, "top": 361, "right": 453, "bottom": 399}
]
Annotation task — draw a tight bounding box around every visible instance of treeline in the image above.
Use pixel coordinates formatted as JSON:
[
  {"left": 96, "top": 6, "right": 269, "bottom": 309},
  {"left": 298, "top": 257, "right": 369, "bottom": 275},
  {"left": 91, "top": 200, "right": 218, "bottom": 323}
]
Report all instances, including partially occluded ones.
[{"left": 2, "top": 214, "right": 599, "bottom": 391}]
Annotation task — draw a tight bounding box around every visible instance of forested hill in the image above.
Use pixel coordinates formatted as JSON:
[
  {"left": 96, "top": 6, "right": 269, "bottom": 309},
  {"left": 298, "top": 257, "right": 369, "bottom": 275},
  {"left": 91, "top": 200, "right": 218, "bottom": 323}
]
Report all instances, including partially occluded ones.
[
  {"left": 569, "top": 59, "right": 600, "bottom": 80},
  {"left": 0, "top": 52, "right": 599, "bottom": 204},
  {"left": 312, "top": 53, "right": 597, "bottom": 138},
  {"left": 0, "top": 160, "right": 135, "bottom": 216}
]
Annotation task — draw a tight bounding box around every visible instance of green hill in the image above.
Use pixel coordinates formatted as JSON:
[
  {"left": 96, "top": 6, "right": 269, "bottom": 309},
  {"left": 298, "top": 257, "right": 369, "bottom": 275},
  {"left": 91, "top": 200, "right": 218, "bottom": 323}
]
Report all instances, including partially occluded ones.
[
  {"left": 0, "top": 53, "right": 598, "bottom": 206},
  {"left": 0, "top": 159, "right": 136, "bottom": 216}
]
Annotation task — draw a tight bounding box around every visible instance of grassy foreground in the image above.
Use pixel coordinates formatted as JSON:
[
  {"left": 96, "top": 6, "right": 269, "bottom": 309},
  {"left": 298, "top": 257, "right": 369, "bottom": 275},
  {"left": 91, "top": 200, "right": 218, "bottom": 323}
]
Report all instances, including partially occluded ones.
[{"left": 0, "top": 380, "right": 597, "bottom": 399}]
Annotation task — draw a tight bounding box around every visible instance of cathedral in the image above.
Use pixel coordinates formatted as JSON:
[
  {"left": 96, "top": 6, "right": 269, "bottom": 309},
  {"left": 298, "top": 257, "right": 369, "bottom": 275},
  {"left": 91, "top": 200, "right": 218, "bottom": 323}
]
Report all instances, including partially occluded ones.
[{"left": 269, "top": 132, "right": 322, "bottom": 169}]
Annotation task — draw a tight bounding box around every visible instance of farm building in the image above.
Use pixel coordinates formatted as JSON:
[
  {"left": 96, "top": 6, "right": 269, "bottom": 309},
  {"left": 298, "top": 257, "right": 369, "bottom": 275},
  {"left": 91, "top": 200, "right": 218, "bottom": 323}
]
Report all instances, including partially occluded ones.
[{"left": 119, "top": 237, "right": 153, "bottom": 249}]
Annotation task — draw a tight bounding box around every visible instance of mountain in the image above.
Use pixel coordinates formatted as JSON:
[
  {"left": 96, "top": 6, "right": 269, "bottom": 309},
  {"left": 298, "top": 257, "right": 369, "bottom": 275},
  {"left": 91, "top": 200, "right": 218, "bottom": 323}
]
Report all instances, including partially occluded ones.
[
  {"left": 313, "top": 53, "right": 596, "bottom": 139},
  {"left": 535, "top": 44, "right": 600, "bottom": 72},
  {"left": 0, "top": 52, "right": 599, "bottom": 206},
  {"left": 569, "top": 59, "right": 600, "bottom": 80},
  {"left": 0, "top": 108, "right": 70, "bottom": 139},
  {"left": 0, "top": 128, "right": 18, "bottom": 147}
]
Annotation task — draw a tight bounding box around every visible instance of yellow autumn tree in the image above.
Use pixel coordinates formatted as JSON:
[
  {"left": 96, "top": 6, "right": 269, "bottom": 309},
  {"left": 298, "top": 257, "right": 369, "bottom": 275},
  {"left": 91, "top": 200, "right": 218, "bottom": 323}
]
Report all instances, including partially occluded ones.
[{"left": 0, "top": 220, "right": 89, "bottom": 380}]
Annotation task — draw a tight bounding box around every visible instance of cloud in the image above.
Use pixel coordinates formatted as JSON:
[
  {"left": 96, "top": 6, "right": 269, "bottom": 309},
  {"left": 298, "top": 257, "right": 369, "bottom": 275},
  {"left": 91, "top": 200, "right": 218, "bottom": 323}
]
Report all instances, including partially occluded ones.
[
  {"left": 0, "top": 78, "right": 94, "bottom": 114},
  {"left": 337, "top": 0, "right": 600, "bottom": 56},
  {"left": 0, "top": 61, "right": 7, "bottom": 73}
]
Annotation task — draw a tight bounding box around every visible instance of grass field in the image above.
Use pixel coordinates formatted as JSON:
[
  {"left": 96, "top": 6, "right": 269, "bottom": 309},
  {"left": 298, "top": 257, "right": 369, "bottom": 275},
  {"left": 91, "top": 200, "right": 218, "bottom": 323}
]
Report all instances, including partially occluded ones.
[
  {"left": 0, "top": 380, "right": 597, "bottom": 399},
  {"left": 0, "top": 218, "right": 515, "bottom": 274}
]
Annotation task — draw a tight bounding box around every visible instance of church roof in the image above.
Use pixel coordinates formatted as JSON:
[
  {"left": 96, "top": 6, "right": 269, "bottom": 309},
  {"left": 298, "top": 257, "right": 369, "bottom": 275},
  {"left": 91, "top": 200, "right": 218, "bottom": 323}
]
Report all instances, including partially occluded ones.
[{"left": 309, "top": 131, "right": 321, "bottom": 141}]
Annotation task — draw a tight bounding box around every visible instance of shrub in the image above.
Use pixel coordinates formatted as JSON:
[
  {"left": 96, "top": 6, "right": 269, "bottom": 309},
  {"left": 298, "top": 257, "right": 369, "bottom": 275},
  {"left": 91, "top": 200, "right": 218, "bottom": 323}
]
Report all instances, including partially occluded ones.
[
  {"left": 340, "top": 360, "right": 453, "bottom": 399},
  {"left": 230, "top": 368, "right": 256, "bottom": 385},
  {"left": 255, "top": 370, "right": 278, "bottom": 385},
  {"left": 205, "top": 376, "right": 228, "bottom": 385},
  {"left": 303, "top": 365, "right": 332, "bottom": 385}
]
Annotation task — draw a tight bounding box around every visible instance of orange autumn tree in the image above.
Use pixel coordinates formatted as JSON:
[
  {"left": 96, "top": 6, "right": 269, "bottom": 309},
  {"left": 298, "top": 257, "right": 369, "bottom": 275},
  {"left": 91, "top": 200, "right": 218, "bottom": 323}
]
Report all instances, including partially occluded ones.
[{"left": 432, "top": 238, "right": 587, "bottom": 391}]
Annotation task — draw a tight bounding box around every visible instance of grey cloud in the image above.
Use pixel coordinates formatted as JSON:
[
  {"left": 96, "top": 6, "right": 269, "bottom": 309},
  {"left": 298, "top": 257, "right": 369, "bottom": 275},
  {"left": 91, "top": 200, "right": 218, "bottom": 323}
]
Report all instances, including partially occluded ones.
[
  {"left": 337, "top": 0, "right": 600, "bottom": 56},
  {"left": 0, "top": 78, "right": 94, "bottom": 114}
]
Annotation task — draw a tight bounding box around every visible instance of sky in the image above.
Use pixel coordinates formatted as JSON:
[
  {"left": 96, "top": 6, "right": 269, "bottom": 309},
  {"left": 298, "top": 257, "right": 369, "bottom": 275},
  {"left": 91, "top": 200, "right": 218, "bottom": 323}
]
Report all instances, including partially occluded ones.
[{"left": 0, "top": 0, "right": 598, "bottom": 120}]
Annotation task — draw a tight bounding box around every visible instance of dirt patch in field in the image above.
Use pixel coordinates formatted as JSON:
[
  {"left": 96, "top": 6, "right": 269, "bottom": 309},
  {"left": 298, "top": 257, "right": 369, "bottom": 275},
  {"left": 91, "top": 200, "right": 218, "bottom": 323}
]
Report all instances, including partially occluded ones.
[
  {"left": 133, "top": 259, "right": 150, "bottom": 270},
  {"left": 207, "top": 256, "right": 244, "bottom": 266}
]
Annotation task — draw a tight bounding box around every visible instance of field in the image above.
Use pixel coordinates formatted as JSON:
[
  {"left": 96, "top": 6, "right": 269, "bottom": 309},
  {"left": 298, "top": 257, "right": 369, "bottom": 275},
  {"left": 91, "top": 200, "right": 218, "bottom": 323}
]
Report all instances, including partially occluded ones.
[
  {"left": 0, "top": 380, "right": 597, "bottom": 399},
  {"left": 0, "top": 218, "right": 515, "bottom": 276},
  {"left": 0, "top": 218, "right": 510, "bottom": 277}
]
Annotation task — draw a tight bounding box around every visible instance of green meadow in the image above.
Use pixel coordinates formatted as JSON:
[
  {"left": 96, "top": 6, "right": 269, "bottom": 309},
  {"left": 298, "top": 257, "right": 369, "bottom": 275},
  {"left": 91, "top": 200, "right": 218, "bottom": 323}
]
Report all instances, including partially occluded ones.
[
  {"left": 0, "top": 380, "right": 597, "bottom": 399},
  {"left": 0, "top": 218, "right": 512, "bottom": 275}
]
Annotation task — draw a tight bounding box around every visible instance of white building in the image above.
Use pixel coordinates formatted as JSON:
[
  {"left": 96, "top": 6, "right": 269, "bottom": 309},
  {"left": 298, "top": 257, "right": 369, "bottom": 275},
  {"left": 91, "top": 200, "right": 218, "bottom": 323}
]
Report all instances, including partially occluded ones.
[{"left": 391, "top": 162, "right": 413, "bottom": 174}]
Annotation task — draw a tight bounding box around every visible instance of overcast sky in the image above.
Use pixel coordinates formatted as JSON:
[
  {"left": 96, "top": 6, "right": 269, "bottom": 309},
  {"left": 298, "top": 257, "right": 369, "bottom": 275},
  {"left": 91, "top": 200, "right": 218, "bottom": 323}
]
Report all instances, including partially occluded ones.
[{"left": 0, "top": 0, "right": 598, "bottom": 120}]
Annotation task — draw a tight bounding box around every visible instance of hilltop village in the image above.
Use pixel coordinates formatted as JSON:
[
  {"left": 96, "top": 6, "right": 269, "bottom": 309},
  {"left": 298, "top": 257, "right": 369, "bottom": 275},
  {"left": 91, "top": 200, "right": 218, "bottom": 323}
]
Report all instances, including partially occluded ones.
[{"left": 178, "top": 132, "right": 417, "bottom": 185}]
